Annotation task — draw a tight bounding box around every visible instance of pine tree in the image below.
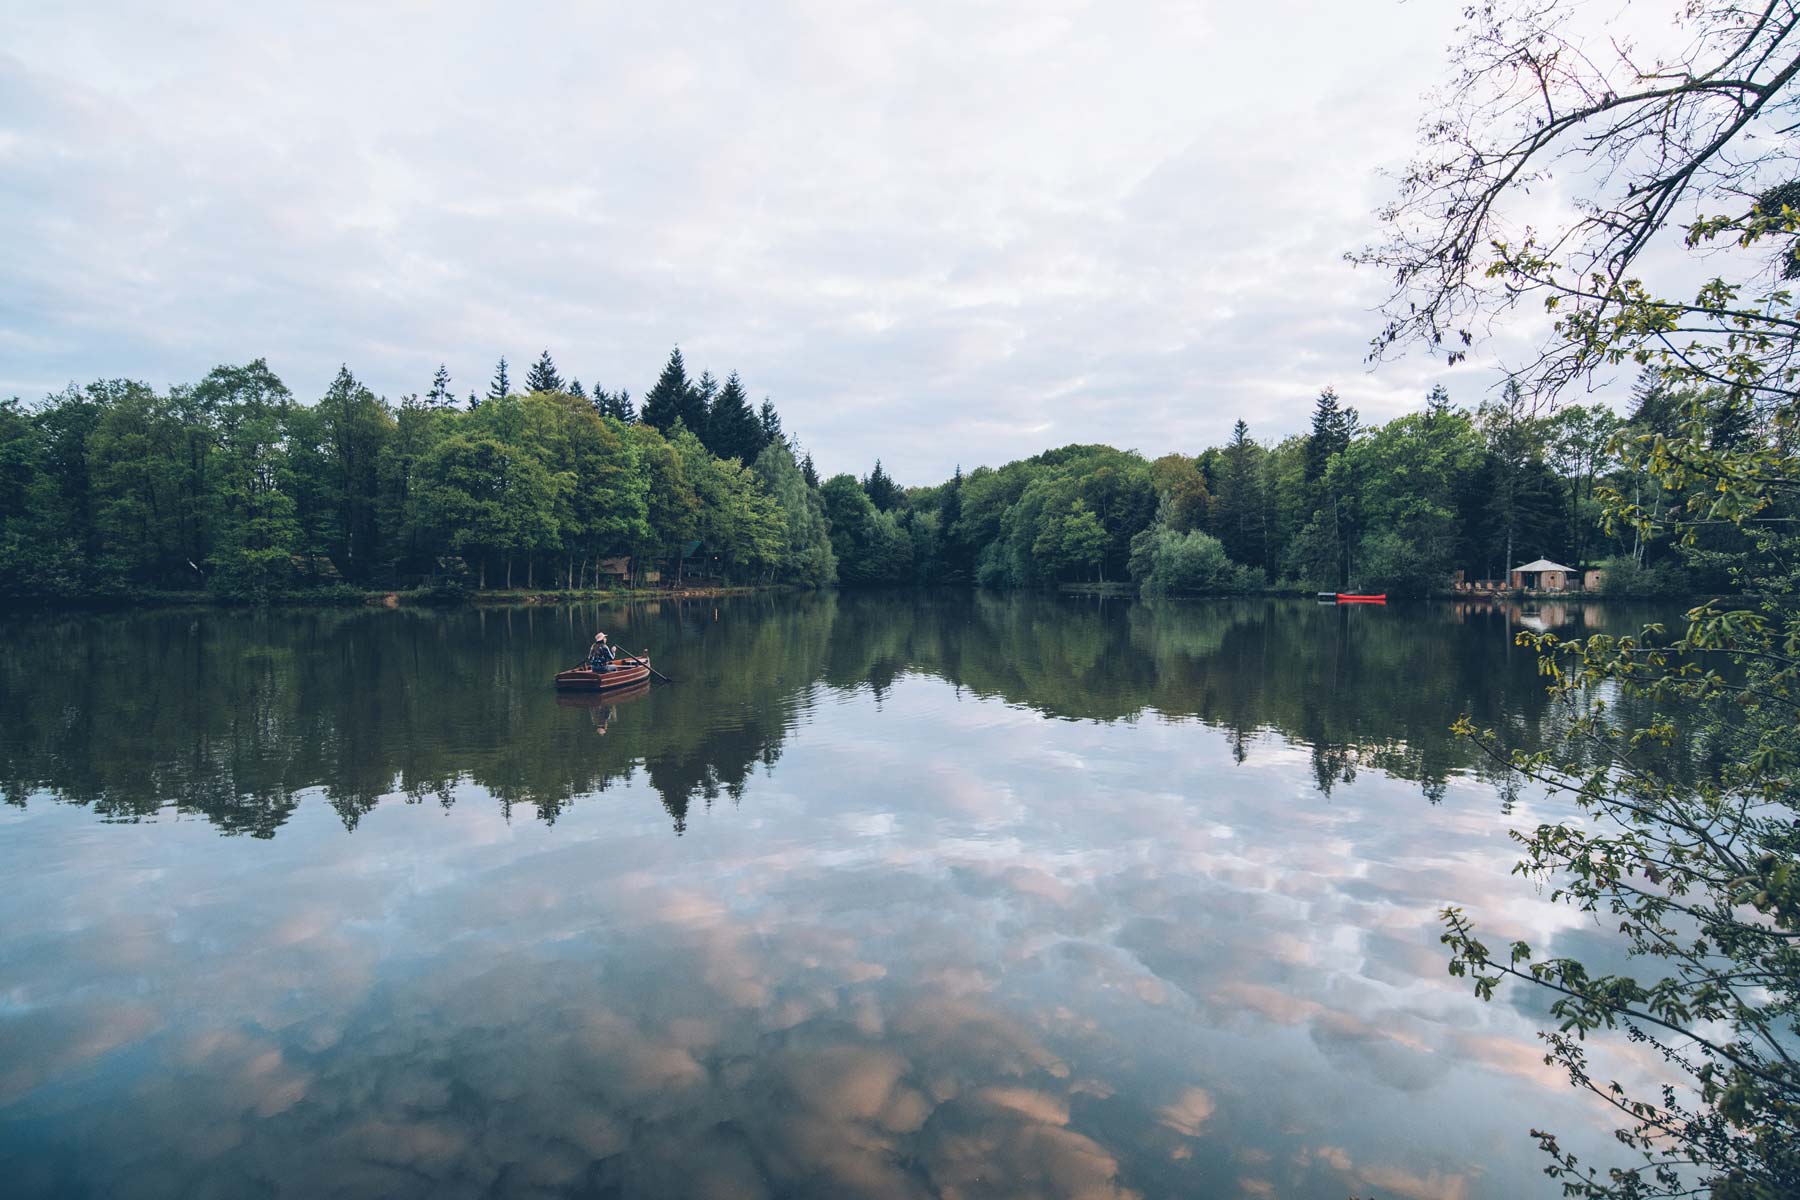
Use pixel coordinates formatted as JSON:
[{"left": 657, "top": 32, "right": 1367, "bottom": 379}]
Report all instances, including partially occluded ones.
[
  {"left": 427, "top": 364, "right": 453, "bottom": 408},
  {"left": 1479, "top": 378, "right": 1552, "bottom": 578},
  {"left": 1304, "top": 388, "right": 1353, "bottom": 483},
  {"left": 863, "top": 459, "right": 903, "bottom": 511},
  {"left": 487, "top": 357, "right": 510, "bottom": 401},
  {"left": 705, "top": 370, "right": 761, "bottom": 461},
  {"left": 641, "top": 347, "right": 692, "bottom": 432},
  {"left": 467, "top": 390, "right": 480, "bottom": 410},
  {"left": 1425, "top": 383, "right": 1452, "bottom": 422},
  {"left": 592, "top": 388, "right": 636, "bottom": 424},
  {"left": 525, "top": 350, "right": 563, "bottom": 394},
  {"left": 1628, "top": 366, "right": 1678, "bottom": 432},
  {"left": 800, "top": 452, "right": 819, "bottom": 488},
  {"left": 1215, "top": 419, "right": 1265, "bottom": 567},
  {"left": 568, "top": 378, "right": 586, "bottom": 399},
  {"left": 757, "top": 399, "right": 784, "bottom": 452},
  {"left": 938, "top": 464, "right": 970, "bottom": 581},
  {"left": 676, "top": 371, "right": 711, "bottom": 436},
  {"left": 683, "top": 370, "right": 720, "bottom": 445},
  {"left": 1301, "top": 389, "right": 1359, "bottom": 588}
]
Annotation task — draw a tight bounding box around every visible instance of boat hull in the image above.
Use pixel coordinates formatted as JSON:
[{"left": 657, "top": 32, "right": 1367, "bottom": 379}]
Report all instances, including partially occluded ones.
[
  {"left": 554, "top": 657, "right": 652, "bottom": 690},
  {"left": 1335, "top": 594, "right": 1387, "bottom": 604},
  {"left": 555, "top": 679, "right": 652, "bottom": 708}
]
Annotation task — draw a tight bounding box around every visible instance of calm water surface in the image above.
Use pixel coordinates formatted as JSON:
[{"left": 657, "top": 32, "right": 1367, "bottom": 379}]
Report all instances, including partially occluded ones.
[{"left": 0, "top": 594, "right": 1675, "bottom": 1199}]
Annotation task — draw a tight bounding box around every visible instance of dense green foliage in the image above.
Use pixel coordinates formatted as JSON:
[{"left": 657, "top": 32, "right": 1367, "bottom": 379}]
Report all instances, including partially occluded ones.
[
  {"left": 815, "top": 389, "right": 1707, "bottom": 598},
  {"left": 6, "top": 348, "right": 1726, "bottom": 604},
  {"left": 0, "top": 349, "right": 834, "bottom": 601}
]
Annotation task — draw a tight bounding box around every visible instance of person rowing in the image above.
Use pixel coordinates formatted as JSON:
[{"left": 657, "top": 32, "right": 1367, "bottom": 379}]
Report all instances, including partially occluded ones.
[{"left": 587, "top": 631, "right": 617, "bottom": 671}]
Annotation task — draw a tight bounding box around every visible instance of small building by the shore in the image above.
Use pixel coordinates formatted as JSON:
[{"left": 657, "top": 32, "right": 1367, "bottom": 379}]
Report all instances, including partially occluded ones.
[{"left": 1510, "top": 558, "right": 1575, "bottom": 591}]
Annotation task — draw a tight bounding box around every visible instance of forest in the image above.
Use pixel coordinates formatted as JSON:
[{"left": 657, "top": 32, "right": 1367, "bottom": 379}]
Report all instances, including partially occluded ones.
[{"left": 0, "top": 345, "right": 1747, "bottom": 603}]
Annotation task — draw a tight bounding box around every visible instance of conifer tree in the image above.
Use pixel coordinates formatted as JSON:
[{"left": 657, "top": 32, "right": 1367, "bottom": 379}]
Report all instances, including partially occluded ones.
[
  {"left": 525, "top": 350, "right": 563, "bottom": 394},
  {"left": 705, "top": 370, "right": 761, "bottom": 461},
  {"left": 1214, "top": 420, "right": 1265, "bottom": 567},
  {"left": 427, "top": 364, "right": 453, "bottom": 408},
  {"left": 467, "top": 390, "right": 480, "bottom": 410},
  {"left": 568, "top": 378, "right": 586, "bottom": 399},
  {"left": 1424, "top": 383, "right": 1452, "bottom": 422},
  {"left": 938, "top": 464, "right": 971, "bottom": 580},
  {"left": 800, "top": 451, "right": 819, "bottom": 489},
  {"left": 1304, "top": 388, "right": 1353, "bottom": 483},
  {"left": 1478, "top": 378, "right": 1559, "bottom": 576},
  {"left": 640, "top": 347, "right": 692, "bottom": 432},
  {"left": 487, "top": 357, "right": 510, "bottom": 401},
  {"left": 1299, "top": 389, "right": 1360, "bottom": 588},
  {"left": 1628, "top": 366, "right": 1678, "bottom": 432},
  {"left": 592, "top": 388, "right": 636, "bottom": 424},
  {"left": 862, "top": 459, "right": 903, "bottom": 512},
  {"left": 676, "top": 370, "right": 711, "bottom": 436},
  {"left": 757, "top": 399, "right": 784, "bottom": 452}
]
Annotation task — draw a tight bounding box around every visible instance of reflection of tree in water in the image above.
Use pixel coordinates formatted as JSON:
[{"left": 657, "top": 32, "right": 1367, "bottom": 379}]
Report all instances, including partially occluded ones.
[
  {"left": 0, "top": 596, "right": 836, "bottom": 836},
  {"left": 0, "top": 592, "right": 1692, "bottom": 835},
  {"left": 826, "top": 591, "right": 1669, "bottom": 802}
]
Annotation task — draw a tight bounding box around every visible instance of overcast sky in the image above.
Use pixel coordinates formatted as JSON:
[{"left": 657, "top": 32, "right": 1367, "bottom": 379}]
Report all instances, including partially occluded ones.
[{"left": 3, "top": 0, "right": 1563, "bottom": 482}]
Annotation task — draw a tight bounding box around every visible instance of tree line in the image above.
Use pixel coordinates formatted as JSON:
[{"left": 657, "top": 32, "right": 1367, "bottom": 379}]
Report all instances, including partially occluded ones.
[
  {"left": 0, "top": 344, "right": 1754, "bottom": 603},
  {"left": 0, "top": 347, "right": 835, "bottom": 600},
  {"left": 820, "top": 370, "right": 1744, "bottom": 598}
]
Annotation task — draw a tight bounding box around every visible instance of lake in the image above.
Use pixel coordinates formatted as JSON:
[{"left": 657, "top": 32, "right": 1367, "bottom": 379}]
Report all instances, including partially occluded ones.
[{"left": 0, "top": 593, "right": 1674, "bottom": 1199}]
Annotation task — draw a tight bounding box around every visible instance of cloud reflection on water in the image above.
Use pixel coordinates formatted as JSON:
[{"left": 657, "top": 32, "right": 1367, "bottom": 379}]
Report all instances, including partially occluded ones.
[{"left": 0, "top": 595, "right": 1684, "bottom": 1197}]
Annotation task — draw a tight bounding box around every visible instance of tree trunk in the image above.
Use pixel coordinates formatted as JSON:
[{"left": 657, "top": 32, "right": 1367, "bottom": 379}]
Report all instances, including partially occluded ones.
[{"left": 506, "top": 556, "right": 513, "bottom": 589}]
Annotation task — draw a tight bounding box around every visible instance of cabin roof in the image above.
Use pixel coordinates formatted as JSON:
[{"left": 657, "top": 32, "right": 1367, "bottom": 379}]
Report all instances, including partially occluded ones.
[{"left": 1513, "top": 558, "right": 1574, "bottom": 573}]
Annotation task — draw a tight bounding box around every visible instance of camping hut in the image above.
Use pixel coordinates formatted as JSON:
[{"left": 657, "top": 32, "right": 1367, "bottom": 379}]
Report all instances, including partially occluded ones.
[{"left": 1510, "top": 558, "right": 1575, "bottom": 592}]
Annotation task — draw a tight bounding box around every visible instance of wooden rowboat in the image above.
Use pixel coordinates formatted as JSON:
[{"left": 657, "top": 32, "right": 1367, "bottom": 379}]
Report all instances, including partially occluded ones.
[
  {"left": 554, "top": 655, "right": 653, "bottom": 690},
  {"left": 1335, "top": 593, "right": 1387, "bottom": 604}
]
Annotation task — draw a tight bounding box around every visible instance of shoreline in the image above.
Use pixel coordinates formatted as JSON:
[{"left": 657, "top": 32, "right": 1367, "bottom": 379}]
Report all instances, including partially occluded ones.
[
  {"left": 0, "top": 583, "right": 1732, "bottom": 614},
  {"left": 0, "top": 583, "right": 792, "bottom": 614}
]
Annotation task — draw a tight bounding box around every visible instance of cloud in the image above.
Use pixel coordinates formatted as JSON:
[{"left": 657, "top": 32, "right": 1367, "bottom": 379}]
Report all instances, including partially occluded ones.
[
  {"left": 1158, "top": 1087, "right": 1217, "bottom": 1137},
  {"left": 0, "top": 0, "right": 1519, "bottom": 482},
  {"left": 2, "top": 601, "right": 1677, "bottom": 1196}
]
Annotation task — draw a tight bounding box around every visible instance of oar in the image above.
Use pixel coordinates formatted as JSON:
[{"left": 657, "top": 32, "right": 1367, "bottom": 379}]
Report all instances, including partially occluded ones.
[{"left": 632, "top": 650, "right": 675, "bottom": 685}]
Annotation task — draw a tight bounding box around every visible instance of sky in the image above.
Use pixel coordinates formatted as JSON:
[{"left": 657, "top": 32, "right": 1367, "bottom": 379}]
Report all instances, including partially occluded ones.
[{"left": 2, "top": 0, "right": 1567, "bottom": 482}]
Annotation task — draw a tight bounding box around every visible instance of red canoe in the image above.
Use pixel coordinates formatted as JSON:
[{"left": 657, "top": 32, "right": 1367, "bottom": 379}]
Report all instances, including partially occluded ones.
[
  {"left": 1336, "top": 593, "right": 1387, "bottom": 604},
  {"left": 554, "top": 655, "right": 653, "bottom": 690}
]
